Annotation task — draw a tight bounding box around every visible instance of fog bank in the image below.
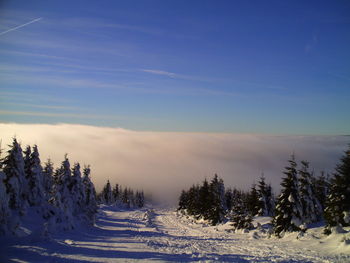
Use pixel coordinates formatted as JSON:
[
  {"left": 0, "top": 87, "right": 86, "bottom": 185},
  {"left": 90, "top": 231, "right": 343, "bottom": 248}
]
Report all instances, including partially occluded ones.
[{"left": 0, "top": 123, "right": 348, "bottom": 204}]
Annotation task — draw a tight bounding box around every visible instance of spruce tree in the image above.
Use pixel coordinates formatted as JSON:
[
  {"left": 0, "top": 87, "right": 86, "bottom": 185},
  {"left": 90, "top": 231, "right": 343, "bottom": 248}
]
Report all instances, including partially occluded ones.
[
  {"left": 298, "top": 161, "right": 322, "bottom": 223},
  {"left": 273, "top": 155, "right": 303, "bottom": 237},
  {"left": 82, "top": 166, "right": 97, "bottom": 224},
  {"left": 42, "top": 159, "right": 54, "bottom": 199},
  {"left": 324, "top": 145, "right": 350, "bottom": 234},
  {"left": 199, "top": 178, "right": 211, "bottom": 220},
  {"left": 208, "top": 174, "right": 225, "bottom": 225},
  {"left": 314, "top": 171, "right": 330, "bottom": 211},
  {"left": 178, "top": 190, "right": 188, "bottom": 210},
  {"left": 2, "top": 138, "right": 28, "bottom": 211},
  {"left": 26, "top": 145, "right": 45, "bottom": 206},
  {"left": 247, "top": 184, "right": 260, "bottom": 216},
  {"left": 230, "top": 199, "right": 254, "bottom": 230}
]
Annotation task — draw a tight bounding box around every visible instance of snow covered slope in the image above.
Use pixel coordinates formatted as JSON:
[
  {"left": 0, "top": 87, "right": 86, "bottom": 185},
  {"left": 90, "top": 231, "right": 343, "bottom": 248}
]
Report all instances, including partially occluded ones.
[{"left": 1, "top": 206, "right": 349, "bottom": 262}]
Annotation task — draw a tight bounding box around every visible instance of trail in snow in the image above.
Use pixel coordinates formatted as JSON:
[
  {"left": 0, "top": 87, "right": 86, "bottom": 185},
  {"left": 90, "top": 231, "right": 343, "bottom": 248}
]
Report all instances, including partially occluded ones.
[{"left": 0, "top": 206, "right": 349, "bottom": 262}]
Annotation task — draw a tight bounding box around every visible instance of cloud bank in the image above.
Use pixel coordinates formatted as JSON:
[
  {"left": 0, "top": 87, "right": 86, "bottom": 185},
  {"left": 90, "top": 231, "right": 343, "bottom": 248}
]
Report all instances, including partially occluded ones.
[{"left": 0, "top": 123, "right": 348, "bottom": 205}]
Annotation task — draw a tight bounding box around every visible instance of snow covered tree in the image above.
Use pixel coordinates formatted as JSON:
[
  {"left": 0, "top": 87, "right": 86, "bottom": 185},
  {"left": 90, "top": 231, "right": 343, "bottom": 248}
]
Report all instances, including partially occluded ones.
[
  {"left": 265, "top": 184, "right": 275, "bottom": 216},
  {"left": 121, "top": 187, "right": 130, "bottom": 207},
  {"left": 257, "top": 174, "right": 273, "bottom": 216},
  {"left": 324, "top": 145, "right": 350, "bottom": 234},
  {"left": 198, "top": 178, "right": 212, "bottom": 220},
  {"left": 135, "top": 191, "right": 145, "bottom": 208},
  {"left": 52, "top": 155, "right": 75, "bottom": 229},
  {"left": 298, "top": 161, "right": 322, "bottom": 223},
  {"left": 247, "top": 183, "right": 260, "bottom": 216},
  {"left": 70, "top": 163, "right": 86, "bottom": 217},
  {"left": 82, "top": 165, "right": 97, "bottom": 224},
  {"left": 42, "top": 159, "right": 54, "bottom": 199},
  {"left": 273, "top": 155, "right": 303, "bottom": 237},
  {"left": 313, "top": 171, "right": 330, "bottom": 211},
  {"left": 112, "top": 183, "right": 120, "bottom": 203},
  {"left": 101, "top": 180, "right": 113, "bottom": 204},
  {"left": 0, "top": 171, "right": 16, "bottom": 235},
  {"left": 178, "top": 190, "right": 188, "bottom": 211},
  {"left": 2, "top": 138, "right": 28, "bottom": 211},
  {"left": 26, "top": 145, "right": 45, "bottom": 206},
  {"left": 224, "top": 188, "right": 234, "bottom": 211},
  {"left": 208, "top": 174, "right": 226, "bottom": 225},
  {"left": 230, "top": 195, "right": 254, "bottom": 230}
]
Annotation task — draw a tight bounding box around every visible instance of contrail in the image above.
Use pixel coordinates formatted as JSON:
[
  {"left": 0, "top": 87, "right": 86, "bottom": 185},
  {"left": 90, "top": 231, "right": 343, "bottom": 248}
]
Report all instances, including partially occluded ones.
[{"left": 0, "top": 17, "right": 42, "bottom": 36}]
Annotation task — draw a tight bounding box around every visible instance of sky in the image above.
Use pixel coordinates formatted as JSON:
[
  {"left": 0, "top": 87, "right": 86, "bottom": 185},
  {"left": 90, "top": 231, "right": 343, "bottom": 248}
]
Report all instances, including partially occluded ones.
[
  {"left": 1, "top": 123, "right": 348, "bottom": 204},
  {"left": 0, "top": 0, "right": 349, "bottom": 134}
]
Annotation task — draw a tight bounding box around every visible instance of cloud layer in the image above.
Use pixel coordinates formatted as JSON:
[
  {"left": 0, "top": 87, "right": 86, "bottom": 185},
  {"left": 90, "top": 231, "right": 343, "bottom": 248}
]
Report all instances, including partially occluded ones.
[{"left": 0, "top": 123, "right": 348, "bottom": 204}]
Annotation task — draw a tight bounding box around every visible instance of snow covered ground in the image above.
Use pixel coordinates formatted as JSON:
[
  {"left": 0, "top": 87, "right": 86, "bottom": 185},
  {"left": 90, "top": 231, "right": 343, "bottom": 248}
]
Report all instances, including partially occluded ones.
[{"left": 1, "top": 205, "right": 349, "bottom": 262}]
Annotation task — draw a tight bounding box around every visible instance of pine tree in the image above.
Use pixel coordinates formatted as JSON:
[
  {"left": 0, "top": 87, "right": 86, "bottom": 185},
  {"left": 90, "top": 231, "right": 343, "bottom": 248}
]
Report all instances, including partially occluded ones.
[
  {"left": 208, "top": 174, "right": 225, "bottom": 225},
  {"left": 42, "top": 159, "right": 54, "bottom": 199},
  {"left": 199, "top": 178, "right": 211, "bottom": 220},
  {"left": 121, "top": 187, "right": 130, "bottom": 207},
  {"left": 247, "top": 183, "right": 260, "bottom": 216},
  {"left": 26, "top": 145, "right": 45, "bottom": 206},
  {"left": 324, "top": 145, "right": 350, "bottom": 234},
  {"left": 230, "top": 200, "right": 254, "bottom": 230},
  {"left": 178, "top": 190, "right": 188, "bottom": 210},
  {"left": 101, "top": 180, "right": 113, "bottom": 204},
  {"left": 53, "top": 155, "right": 75, "bottom": 228},
  {"left": 224, "top": 188, "right": 234, "bottom": 211},
  {"left": 265, "top": 184, "right": 275, "bottom": 216},
  {"left": 2, "top": 138, "right": 28, "bottom": 211},
  {"left": 135, "top": 191, "right": 145, "bottom": 208},
  {"left": 82, "top": 165, "right": 97, "bottom": 224},
  {"left": 314, "top": 171, "right": 330, "bottom": 211},
  {"left": 0, "top": 171, "right": 14, "bottom": 235},
  {"left": 273, "top": 155, "right": 303, "bottom": 237},
  {"left": 298, "top": 161, "right": 322, "bottom": 223},
  {"left": 71, "top": 163, "right": 86, "bottom": 217},
  {"left": 112, "top": 183, "right": 120, "bottom": 203}
]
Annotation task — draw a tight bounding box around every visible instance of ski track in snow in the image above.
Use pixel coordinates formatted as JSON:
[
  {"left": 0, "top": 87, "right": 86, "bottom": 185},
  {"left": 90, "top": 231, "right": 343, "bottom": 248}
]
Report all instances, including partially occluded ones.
[{"left": 0, "top": 206, "right": 349, "bottom": 262}]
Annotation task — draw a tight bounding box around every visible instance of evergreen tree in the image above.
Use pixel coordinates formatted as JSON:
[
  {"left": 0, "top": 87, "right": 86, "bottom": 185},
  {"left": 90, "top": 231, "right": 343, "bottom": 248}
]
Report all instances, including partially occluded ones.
[
  {"left": 121, "top": 187, "right": 130, "bottom": 207},
  {"left": 54, "top": 155, "right": 75, "bottom": 228},
  {"left": 135, "top": 191, "right": 145, "bottom": 208},
  {"left": 178, "top": 190, "right": 188, "bottom": 210},
  {"left": 26, "top": 145, "right": 45, "bottom": 206},
  {"left": 101, "top": 180, "right": 113, "bottom": 204},
  {"left": 0, "top": 171, "right": 15, "bottom": 235},
  {"left": 230, "top": 199, "right": 254, "bottom": 230},
  {"left": 42, "top": 159, "right": 54, "bottom": 199},
  {"left": 265, "top": 184, "right": 275, "bottom": 216},
  {"left": 247, "top": 183, "right": 260, "bottom": 216},
  {"left": 324, "top": 145, "right": 350, "bottom": 234},
  {"left": 224, "top": 188, "right": 234, "bottom": 211},
  {"left": 112, "top": 183, "right": 120, "bottom": 203},
  {"left": 199, "top": 178, "right": 211, "bottom": 220},
  {"left": 298, "top": 161, "right": 322, "bottom": 223},
  {"left": 2, "top": 138, "right": 28, "bottom": 211},
  {"left": 313, "top": 171, "right": 330, "bottom": 211},
  {"left": 82, "top": 166, "right": 97, "bottom": 224},
  {"left": 70, "top": 163, "right": 86, "bottom": 217},
  {"left": 208, "top": 174, "right": 225, "bottom": 225},
  {"left": 273, "top": 155, "right": 303, "bottom": 237}
]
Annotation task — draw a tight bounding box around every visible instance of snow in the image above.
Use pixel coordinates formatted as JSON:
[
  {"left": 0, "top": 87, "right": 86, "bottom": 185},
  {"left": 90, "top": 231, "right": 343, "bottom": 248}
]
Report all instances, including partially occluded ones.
[{"left": 1, "top": 205, "right": 350, "bottom": 262}]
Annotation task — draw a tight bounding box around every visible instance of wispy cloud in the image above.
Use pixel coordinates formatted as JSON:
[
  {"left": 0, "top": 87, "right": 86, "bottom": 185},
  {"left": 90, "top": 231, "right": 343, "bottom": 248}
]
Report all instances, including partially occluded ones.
[
  {"left": 141, "top": 69, "right": 178, "bottom": 78},
  {"left": 0, "top": 110, "right": 125, "bottom": 120},
  {"left": 0, "top": 17, "right": 42, "bottom": 36},
  {"left": 1, "top": 102, "right": 78, "bottom": 111}
]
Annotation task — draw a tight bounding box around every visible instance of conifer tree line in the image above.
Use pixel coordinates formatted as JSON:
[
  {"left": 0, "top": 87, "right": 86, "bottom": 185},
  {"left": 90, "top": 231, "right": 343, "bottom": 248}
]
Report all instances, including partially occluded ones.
[
  {"left": 0, "top": 138, "right": 98, "bottom": 236},
  {"left": 178, "top": 145, "right": 350, "bottom": 237},
  {"left": 98, "top": 180, "right": 145, "bottom": 208},
  {"left": 178, "top": 174, "right": 274, "bottom": 227}
]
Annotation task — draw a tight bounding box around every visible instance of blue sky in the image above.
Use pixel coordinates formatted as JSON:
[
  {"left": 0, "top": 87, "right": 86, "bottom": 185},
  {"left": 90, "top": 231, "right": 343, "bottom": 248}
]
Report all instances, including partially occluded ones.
[{"left": 0, "top": 0, "right": 349, "bottom": 134}]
